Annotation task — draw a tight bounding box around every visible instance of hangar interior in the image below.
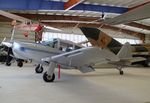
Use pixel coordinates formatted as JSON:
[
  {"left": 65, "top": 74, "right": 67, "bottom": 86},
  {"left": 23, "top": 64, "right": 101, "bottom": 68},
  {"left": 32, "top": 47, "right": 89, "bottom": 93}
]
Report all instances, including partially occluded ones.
[
  {"left": 0, "top": 0, "right": 150, "bottom": 103},
  {"left": 0, "top": 0, "right": 150, "bottom": 42}
]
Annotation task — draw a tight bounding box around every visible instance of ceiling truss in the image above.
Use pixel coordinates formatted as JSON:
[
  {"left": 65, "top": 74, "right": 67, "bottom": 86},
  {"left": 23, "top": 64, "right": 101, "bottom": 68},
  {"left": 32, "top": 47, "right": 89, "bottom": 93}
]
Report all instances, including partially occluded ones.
[{"left": 0, "top": 13, "right": 149, "bottom": 41}]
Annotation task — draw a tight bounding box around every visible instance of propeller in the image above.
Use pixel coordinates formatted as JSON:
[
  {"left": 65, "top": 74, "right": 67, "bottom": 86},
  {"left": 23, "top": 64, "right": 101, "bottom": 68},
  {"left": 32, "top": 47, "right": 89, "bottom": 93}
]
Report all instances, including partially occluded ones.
[{"left": 0, "top": 37, "right": 13, "bottom": 66}]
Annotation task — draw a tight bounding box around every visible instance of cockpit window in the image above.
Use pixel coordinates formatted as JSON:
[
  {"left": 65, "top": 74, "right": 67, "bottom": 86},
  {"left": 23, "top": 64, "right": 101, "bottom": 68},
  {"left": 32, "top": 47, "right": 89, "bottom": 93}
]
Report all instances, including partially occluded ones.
[
  {"left": 74, "top": 45, "right": 81, "bottom": 49},
  {"left": 41, "top": 39, "right": 58, "bottom": 48}
]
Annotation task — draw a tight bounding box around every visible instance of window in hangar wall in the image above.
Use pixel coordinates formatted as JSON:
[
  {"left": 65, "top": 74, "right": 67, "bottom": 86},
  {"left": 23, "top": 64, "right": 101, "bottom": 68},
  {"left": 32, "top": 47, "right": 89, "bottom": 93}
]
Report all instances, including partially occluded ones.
[
  {"left": 42, "top": 32, "right": 90, "bottom": 46},
  {"left": 42, "top": 32, "right": 142, "bottom": 46},
  {"left": 114, "top": 38, "right": 142, "bottom": 44}
]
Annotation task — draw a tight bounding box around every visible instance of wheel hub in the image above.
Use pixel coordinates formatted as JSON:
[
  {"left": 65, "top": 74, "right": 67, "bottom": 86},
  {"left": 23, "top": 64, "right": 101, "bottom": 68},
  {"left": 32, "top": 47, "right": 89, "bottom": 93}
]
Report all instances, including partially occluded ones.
[{"left": 47, "top": 75, "right": 52, "bottom": 80}]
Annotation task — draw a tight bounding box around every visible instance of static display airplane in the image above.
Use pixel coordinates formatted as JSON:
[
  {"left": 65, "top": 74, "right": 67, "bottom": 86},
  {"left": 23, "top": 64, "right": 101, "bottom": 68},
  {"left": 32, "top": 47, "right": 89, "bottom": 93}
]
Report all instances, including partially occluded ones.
[
  {"left": 0, "top": 5, "right": 149, "bottom": 83},
  {"left": 8, "top": 27, "right": 145, "bottom": 82},
  {"left": 12, "top": 38, "right": 83, "bottom": 73}
]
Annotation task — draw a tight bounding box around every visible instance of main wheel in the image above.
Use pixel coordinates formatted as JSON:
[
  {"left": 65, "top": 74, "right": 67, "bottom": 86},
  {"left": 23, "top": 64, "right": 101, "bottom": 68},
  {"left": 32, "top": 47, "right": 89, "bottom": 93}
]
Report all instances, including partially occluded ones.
[
  {"left": 6, "top": 62, "right": 11, "bottom": 66},
  {"left": 43, "top": 72, "right": 55, "bottom": 82},
  {"left": 119, "top": 70, "right": 124, "bottom": 75},
  {"left": 17, "top": 62, "right": 23, "bottom": 67},
  {"left": 142, "top": 60, "right": 150, "bottom": 67},
  {"left": 5, "top": 56, "right": 12, "bottom": 66},
  {"left": 35, "top": 64, "right": 43, "bottom": 73}
]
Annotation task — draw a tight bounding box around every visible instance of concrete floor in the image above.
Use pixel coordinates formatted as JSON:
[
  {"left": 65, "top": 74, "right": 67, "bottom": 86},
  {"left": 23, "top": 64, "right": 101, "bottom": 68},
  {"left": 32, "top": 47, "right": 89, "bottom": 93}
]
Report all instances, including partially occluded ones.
[{"left": 0, "top": 64, "right": 150, "bottom": 103}]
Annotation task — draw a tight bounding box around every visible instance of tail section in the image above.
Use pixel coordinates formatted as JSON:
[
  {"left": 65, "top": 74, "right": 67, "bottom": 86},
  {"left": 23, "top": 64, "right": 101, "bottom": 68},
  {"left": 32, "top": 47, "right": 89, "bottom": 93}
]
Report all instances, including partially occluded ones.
[
  {"left": 117, "top": 42, "right": 132, "bottom": 59},
  {"left": 80, "top": 27, "right": 122, "bottom": 54}
]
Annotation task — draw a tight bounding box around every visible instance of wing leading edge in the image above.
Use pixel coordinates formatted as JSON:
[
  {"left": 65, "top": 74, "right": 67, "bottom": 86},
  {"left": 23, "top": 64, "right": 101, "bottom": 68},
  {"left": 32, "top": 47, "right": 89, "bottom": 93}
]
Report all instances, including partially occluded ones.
[
  {"left": 42, "top": 47, "right": 120, "bottom": 73},
  {"left": 103, "top": 2, "right": 150, "bottom": 25}
]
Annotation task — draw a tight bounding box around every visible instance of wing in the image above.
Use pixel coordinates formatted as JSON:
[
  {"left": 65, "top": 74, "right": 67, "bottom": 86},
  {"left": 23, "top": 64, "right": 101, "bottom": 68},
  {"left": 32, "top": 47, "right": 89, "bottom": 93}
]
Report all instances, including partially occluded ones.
[
  {"left": 43, "top": 47, "right": 120, "bottom": 73},
  {"left": 103, "top": 2, "right": 150, "bottom": 25},
  {"left": 0, "top": 10, "right": 61, "bottom": 32},
  {"left": 0, "top": 10, "right": 31, "bottom": 23}
]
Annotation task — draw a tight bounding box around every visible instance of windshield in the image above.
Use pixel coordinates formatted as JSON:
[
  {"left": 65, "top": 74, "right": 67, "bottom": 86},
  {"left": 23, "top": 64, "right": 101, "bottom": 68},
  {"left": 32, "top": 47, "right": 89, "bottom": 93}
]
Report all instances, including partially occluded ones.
[{"left": 41, "top": 38, "right": 58, "bottom": 48}]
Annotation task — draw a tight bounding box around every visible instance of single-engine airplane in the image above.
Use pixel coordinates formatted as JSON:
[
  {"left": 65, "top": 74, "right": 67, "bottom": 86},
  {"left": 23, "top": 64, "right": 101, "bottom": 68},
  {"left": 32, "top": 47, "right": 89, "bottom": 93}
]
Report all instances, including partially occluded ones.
[
  {"left": 0, "top": 9, "right": 149, "bottom": 82},
  {"left": 11, "top": 37, "right": 83, "bottom": 73},
  {"left": 10, "top": 27, "right": 146, "bottom": 82}
]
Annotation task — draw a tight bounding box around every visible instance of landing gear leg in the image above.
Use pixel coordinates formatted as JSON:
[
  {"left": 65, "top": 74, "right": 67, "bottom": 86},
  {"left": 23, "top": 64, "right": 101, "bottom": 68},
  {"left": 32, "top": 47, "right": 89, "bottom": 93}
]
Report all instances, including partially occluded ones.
[
  {"left": 5, "top": 48, "right": 13, "bottom": 66},
  {"left": 119, "top": 70, "right": 124, "bottom": 75},
  {"left": 117, "top": 66, "right": 124, "bottom": 75},
  {"left": 43, "top": 62, "right": 56, "bottom": 82},
  {"left": 6, "top": 62, "right": 11, "bottom": 66},
  {"left": 35, "top": 64, "right": 43, "bottom": 73},
  {"left": 17, "top": 60, "right": 23, "bottom": 67}
]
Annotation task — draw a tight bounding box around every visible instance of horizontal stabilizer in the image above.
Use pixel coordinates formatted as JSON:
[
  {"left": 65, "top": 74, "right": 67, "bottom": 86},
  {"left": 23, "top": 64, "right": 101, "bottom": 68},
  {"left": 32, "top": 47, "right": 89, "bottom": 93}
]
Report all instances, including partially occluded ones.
[
  {"left": 79, "top": 66, "right": 95, "bottom": 73},
  {"left": 129, "top": 57, "right": 146, "bottom": 63}
]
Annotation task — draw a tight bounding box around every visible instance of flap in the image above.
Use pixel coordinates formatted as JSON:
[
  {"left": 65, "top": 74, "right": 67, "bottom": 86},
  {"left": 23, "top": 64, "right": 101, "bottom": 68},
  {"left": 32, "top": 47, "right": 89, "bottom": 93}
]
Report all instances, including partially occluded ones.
[{"left": 79, "top": 66, "right": 95, "bottom": 73}]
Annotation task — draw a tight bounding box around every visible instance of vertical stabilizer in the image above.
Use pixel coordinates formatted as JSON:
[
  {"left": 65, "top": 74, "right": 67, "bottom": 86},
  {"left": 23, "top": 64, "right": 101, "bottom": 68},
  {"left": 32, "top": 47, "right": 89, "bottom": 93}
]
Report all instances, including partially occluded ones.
[{"left": 117, "top": 42, "right": 132, "bottom": 59}]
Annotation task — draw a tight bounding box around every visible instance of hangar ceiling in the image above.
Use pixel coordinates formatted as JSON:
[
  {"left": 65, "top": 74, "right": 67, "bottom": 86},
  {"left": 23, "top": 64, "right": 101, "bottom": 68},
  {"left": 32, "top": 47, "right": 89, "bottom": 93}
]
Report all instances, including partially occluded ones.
[
  {"left": 0, "top": 0, "right": 149, "bottom": 42},
  {"left": 82, "top": 0, "right": 148, "bottom": 7}
]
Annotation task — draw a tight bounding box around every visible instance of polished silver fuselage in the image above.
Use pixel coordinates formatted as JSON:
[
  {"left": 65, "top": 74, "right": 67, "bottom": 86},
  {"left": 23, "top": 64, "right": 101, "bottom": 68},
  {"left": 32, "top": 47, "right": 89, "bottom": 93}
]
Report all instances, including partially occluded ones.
[{"left": 12, "top": 41, "right": 64, "bottom": 64}]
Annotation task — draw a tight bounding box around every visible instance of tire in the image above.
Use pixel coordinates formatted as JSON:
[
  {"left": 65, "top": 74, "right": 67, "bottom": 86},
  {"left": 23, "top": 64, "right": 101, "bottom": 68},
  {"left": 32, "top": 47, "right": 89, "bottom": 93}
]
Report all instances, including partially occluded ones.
[
  {"left": 119, "top": 70, "right": 124, "bottom": 75},
  {"left": 141, "top": 57, "right": 150, "bottom": 67},
  {"left": 35, "top": 65, "right": 43, "bottom": 73},
  {"left": 17, "top": 62, "right": 23, "bottom": 67},
  {"left": 5, "top": 56, "right": 12, "bottom": 66},
  {"left": 43, "top": 72, "right": 55, "bottom": 82},
  {"left": 6, "top": 62, "right": 11, "bottom": 66},
  {"left": 142, "top": 60, "right": 149, "bottom": 67}
]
